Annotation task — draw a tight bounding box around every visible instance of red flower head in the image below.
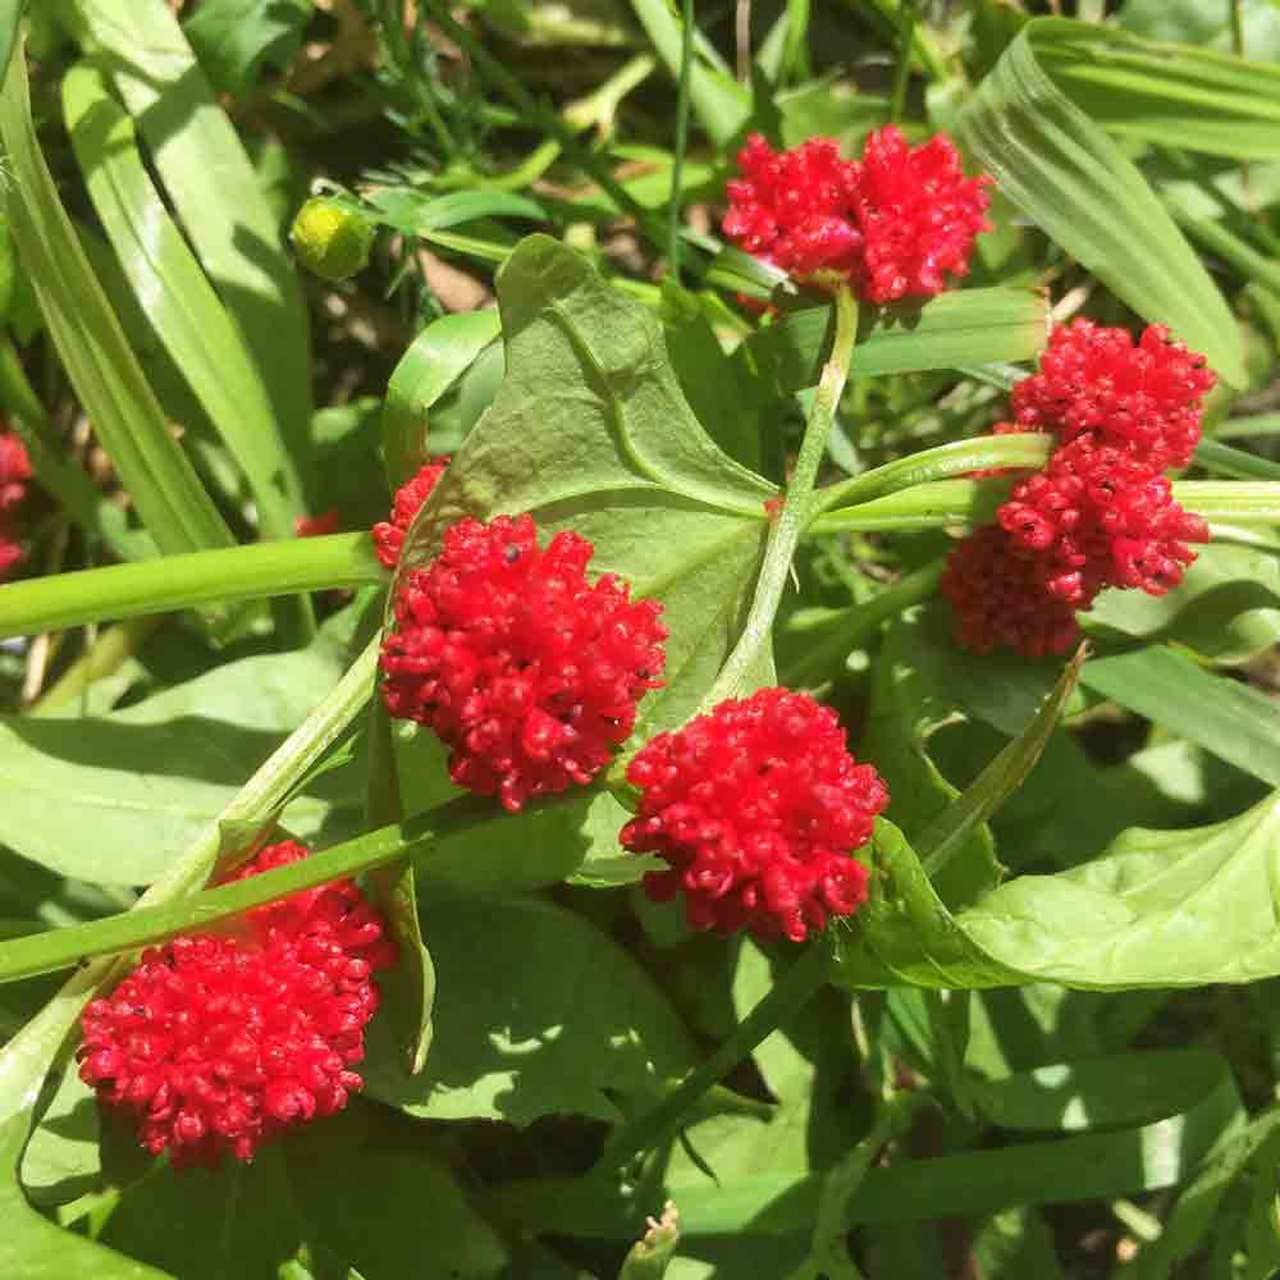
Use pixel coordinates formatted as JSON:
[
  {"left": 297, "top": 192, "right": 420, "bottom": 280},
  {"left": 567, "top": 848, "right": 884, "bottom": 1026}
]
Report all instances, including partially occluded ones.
[
  {"left": 851, "top": 125, "right": 992, "bottom": 304},
  {"left": 78, "top": 841, "right": 394, "bottom": 1169},
  {"left": 0, "top": 431, "right": 30, "bottom": 513},
  {"left": 723, "top": 135, "right": 863, "bottom": 283},
  {"left": 621, "top": 688, "right": 887, "bottom": 942},
  {"left": 294, "top": 508, "right": 341, "bottom": 538},
  {"left": 940, "top": 525, "right": 1081, "bottom": 659},
  {"left": 1010, "top": 321, "right": 1215, "bottom": 470},
  {"left": 722, "top": 127, "right": 991, "bottom": 302},
  {"left": 380, "top": 513, "right": 667, "bottom": 812},
  {"left": 372, "top": 457, "right": 450, "bottom": 569},
  {"left": 997, "top": 436, "right": 1208, "bottom": 604}
]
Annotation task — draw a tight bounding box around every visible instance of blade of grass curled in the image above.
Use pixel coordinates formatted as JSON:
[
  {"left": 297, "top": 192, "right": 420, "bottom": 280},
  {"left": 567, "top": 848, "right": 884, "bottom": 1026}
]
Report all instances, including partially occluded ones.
[
  {"left": 0, "top": 534, "right": 384, "bottom": 639},
  {"left": 0, "top": 43, "right": 233, "bottom": 555},
  {"left": 62, "top": 61, "right": 306, "bottom": 543}
]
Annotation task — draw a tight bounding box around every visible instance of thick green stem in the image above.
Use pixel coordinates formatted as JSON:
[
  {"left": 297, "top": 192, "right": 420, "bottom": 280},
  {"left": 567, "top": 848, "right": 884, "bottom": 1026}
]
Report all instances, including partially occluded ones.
[
  {"left": 0, "top": 790, "right": 518, "bottom": 984},
  {"left": 810, "top": 432, "right": 1052, "bottom": 517},
  {"left": 595, "top": 941, "right": 832, "bottom": 1171},
  {"left": 705, "top": 286, "right": 858, "bottom": 705},
  {"left": 0, "top": 533, "right": 384, "bottom": 638}
]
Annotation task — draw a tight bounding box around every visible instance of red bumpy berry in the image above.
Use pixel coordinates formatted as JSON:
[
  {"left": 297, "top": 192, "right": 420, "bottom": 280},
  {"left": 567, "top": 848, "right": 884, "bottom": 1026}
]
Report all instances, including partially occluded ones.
[
  {"left": 722, "top": 127, "right": 990, "bottom": 302},
  {"left": 1010, "top": 320, "right": 1215, "bottom": 470},
  {"left": 621, "top": 688, "right": 888, "bottom": 942},
  {"left": 722, "top": 135, "right": 863, "bottom": 282},
  {"left": 294, "top": 508, "right": 341, "bottom": 538},
  {"left": 850, "top": 125, "right": 992, "bottom": 304},
  {"left": 997, "top": 437, "right": 1208, "bottom": 606},
  {"left": 380, "top": 513, "right": 666, "bottom": 812},
  {"left": 0, "top": 431, "right": 30, "bottom": 580},
  {"left": 372, "top": 457, "right": 450, "bottom": 569},
  {"left": 941, "top": 525, "right": 1081, "bottom": 659},
  {"left": 78, "top": 841, "right": 394, "bottom": 1169}
]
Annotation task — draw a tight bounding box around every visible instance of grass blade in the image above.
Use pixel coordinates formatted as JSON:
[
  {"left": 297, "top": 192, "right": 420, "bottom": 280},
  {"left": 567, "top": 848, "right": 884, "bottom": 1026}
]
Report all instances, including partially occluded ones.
[
  {"left": 62, "top": 61, "right": 306, "bottom": 542},
  {"left": 958, "top": 26, "right": 1246, "bottom": 388},
  {"left": 58, "top": 0, "right": 313, "bottom": 473},
  {"left": 0, "top": 44, "right": 233, "bottom": 555}
]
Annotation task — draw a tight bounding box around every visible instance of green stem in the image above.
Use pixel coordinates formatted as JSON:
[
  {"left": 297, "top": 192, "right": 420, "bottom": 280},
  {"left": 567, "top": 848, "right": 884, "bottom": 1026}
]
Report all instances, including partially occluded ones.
[
  {"left": 705, "top": 285, "right": 858, "bottom": 705},
  {"left": 1174, "top": 481, "right": 1280, "bottom": 521},
  {"left": 1195, "top": 438, "right": 1280, "bottom": 482},
  {"left": 810, "top": 432, "right": 1052, "bottom": 517},
  {"left": 595, "top": 941, "right": 832, "bottom": 1171},
  {"left": 0, "top": 790, "right": 518, "bottom": 985},
  {"left": 808, "top": 478, "right": 1008, "bottom": 535},
  {"left": 780, "top": 560, "right": 944, "bottom": 689},
  {"left": 0, "top": 533, "right": 384, "bottom": 639},
  {"left": 667, "top": 0, "right": 695, "bottom": 279},
  {"left": 889, "top": 0, "right": 916, "bottom": 123}
]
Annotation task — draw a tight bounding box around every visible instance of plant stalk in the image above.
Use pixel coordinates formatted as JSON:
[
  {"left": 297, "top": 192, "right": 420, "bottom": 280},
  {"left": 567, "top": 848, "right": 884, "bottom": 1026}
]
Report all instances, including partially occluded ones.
[
  {"left": 595, "top": 941, "right": 832, "bottom": 1171},
  {"left": 705, "top": 285, "right": 858, "bottom": 705}
]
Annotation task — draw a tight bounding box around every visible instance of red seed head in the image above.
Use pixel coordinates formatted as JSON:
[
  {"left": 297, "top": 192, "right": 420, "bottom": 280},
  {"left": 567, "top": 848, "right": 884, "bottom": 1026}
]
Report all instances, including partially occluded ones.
[
  {"left": 77, "top": 841, "right": 394, "bottom": 1169},
  {"left": 379, "top": 513, "right": 667, "bottom": 812},
  {"left": 371, "top": 457, "right": 451, "bottom": 569},
  {"left": 621, "top": 688, "right": 887, "bottom": 942}
]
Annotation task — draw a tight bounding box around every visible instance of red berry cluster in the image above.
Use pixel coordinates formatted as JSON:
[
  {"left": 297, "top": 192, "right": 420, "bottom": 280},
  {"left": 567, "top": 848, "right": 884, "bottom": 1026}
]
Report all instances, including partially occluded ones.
[
  {"left": 294, "top": 508, "right": 341, "bottom": 537},
  {"left": 1011, "top": 321, "right": 1215, "bottom": 470},
  {"left": 372, "top": 457, "right": 450, "bottom": 569},
  {"left": 78, "top": 841, "right": 394, "bottom": 1169},
  {"left": 621, "top": 688, "right": 887, "bottom": 942},
  {"left": 380, "top": 513, "right": 667, "bottom": 812},
  {"left": 723, "top": 126, "right": 991, "bottom": 303},
  {"left": 0, "top": 431, "right": 31, "bottom": 579},
  {"left": 943, "top": 321, "right": 1215, "bottom": 656}
]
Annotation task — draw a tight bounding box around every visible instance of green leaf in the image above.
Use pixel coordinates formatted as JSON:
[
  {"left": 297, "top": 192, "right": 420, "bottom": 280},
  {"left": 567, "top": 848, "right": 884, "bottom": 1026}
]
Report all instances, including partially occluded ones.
[
  {"left": 958, "top": 23, "right": 1247, "bottom": 388},
  {"left": 365, "top": 701, "right": 434, "bottom": 1075},
  {"left": 183, "top": 0, "right": 312, "bottom": 96},
  {"left": 660, "top": 282, "right": 763, "bottom": 472},
  {"left": 0, "top": 636, "right": 360, "bottom": 884},
  {"left": 0, "top": 45, "right": 234, "bottom": 555},
  {"left": 1033, "top": 17, "right": 1280, "bottom": 160},
  {"left": 364, "top": 895, "right": 696, "bottom": 1126},
  {"left": 62, "top": 61, "right": 306, "bottom": 541},
  {"left": 860, "top": 613, "right": 1004, "bottom": 910},
  {"left": 959, "top": 791, "right": 1280, "bottom": 987},
  {"left": 1084, "top": 543, "right": 1280, "bottom": 664},
  {"left": 365, "top": 187, "right": 546, "bottom": 236},
  {"left": 745, "top": 287, "right": 1050, "bottom": 396},
  {"left": 0, "top": 1, "right": 22, "bottom": 88},
  {"left": 98, "top": 1106, "right": 509, "bottom": 1279},
  {"left": 401, "top": 234, "right": 775, "bottom": 737},
  {"left": 494, "top": 1050, "right": 1241, "bottom": 1238},
  {"left": 382, "top": 310, "right": 501, "bottom": 486},
  {"left": 1081, "top": 647, "right": 1280, "bottom": 788},
  {"left": 58, "top": 0, "right": 314, "bottom": 470}
]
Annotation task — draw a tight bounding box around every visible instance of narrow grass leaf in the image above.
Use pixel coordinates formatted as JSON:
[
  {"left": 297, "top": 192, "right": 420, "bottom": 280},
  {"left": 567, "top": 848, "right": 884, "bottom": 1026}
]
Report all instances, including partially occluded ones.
[
  {"left": 958, "top": 25, "right": 1246, "bottom": 387},
  {"left": 62, "top": 61, "right": 306, "bottom": 541},
  {"left": 58, "top": 0, "right": 314, "bottom": 470},
  {"left": 0, "top": 45, "right": 233, "bottom": 555}
]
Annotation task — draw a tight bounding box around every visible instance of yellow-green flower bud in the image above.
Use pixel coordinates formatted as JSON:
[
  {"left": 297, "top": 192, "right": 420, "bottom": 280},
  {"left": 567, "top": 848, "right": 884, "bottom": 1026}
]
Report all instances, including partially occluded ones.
[{"left": 290, "top": 197, "right": 376, "bottom": 282}]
